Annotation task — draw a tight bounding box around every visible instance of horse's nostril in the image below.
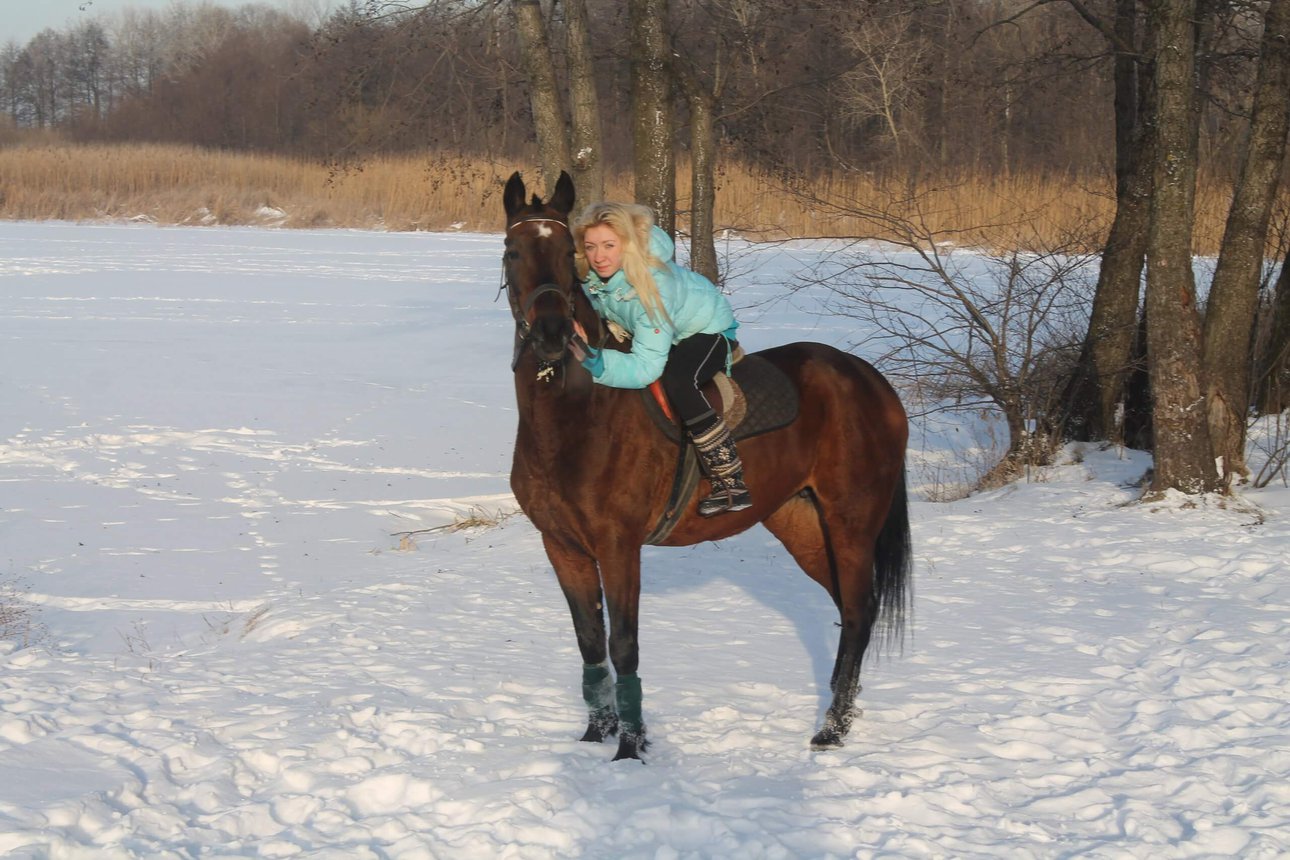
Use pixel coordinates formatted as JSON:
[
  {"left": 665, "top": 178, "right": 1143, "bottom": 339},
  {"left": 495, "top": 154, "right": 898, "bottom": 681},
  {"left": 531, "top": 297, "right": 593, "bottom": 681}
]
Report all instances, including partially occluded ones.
[
  {"left": 530, "top": 316, "right": 570, "bottom": 360},
  {"left": 534, "top": 312, "right": 569, "bottom": 335}
]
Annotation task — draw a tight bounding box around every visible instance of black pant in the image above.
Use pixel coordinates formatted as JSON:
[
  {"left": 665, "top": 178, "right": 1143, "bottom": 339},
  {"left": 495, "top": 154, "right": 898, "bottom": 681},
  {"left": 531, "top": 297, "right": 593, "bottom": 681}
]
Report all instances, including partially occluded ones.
[{"left": 660, "top": 332, "right": 731, "bottom": 432}]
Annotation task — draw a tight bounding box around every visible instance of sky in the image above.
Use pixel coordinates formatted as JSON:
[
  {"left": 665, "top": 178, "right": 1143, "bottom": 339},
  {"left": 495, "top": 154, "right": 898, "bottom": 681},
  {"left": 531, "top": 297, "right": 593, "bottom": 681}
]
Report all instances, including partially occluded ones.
[{"left": 1, "top": 0, "right": 339, "bottom": 46}]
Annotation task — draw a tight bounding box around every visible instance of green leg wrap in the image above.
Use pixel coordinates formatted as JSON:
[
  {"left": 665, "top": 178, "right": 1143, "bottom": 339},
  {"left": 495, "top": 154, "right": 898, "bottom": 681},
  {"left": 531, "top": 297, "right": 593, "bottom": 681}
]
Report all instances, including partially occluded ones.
[
  {"left": 615, "top": 673, "right": 643, "bottom": 734},
  {"left": 582, "top": 662, "right": 615, "bottom": 710}
]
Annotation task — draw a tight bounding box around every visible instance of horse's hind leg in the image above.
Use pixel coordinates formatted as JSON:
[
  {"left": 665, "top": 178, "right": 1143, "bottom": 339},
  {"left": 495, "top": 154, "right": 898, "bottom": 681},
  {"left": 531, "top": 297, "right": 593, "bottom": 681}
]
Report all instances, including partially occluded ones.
[
  {"left": 542, "top": 535, "right": 618, "bottom": 743},
  {"left": 763, "top": 490, "right": 879, "bottom": 749},
  {"left": 814, "top": 571, "right": 876, "bottom": 748}
]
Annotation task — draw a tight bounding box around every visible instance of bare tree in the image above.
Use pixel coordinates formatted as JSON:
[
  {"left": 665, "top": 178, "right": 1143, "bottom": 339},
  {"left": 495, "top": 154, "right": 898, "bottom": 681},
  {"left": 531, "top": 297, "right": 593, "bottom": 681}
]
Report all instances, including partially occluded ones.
[
  {"left": 1201, "top": 0, "right": 1290, "bottom": 482},
  {"left": 836, "top": 8, "right": 929, "bottom": 165},
  {"left": 1257, "top": 247, "right": 1290, "bottom": 414},
  {"left": 630, "top": 0, "right": 675, "bottom": 236},
  {"left": 675, "top": 59, "right": 719, "bottom": 282},
  {"left": 565, "top": 0, "right": 604, "bottom": 205},
  {"left": 793, "top": 188, "right": 1096, "bottom": 484},
  {"left": 19, "top": 31, "right": 65, "bottom": 127},
  {"left": 64, "top": 21, "right": 111, "bottom": 120},
  {"left": 1143, "top": 0, "right": 1222, "bottom": 495},
  {"left": 107, "top": 8, "right": 167, "bottom": 98},
  {"left": 1061, "top": 0, "right": 1154, "bottom": 446},
  {"left": 513, "top": 0, "right": 571, "bottom": 195}
]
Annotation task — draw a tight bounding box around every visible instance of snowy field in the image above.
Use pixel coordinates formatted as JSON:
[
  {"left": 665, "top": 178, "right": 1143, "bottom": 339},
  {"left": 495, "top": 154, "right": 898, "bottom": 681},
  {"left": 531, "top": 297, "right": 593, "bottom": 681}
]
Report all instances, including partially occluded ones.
[{"left": 1, "top": 221, "right": 1288, "bottom": 858}]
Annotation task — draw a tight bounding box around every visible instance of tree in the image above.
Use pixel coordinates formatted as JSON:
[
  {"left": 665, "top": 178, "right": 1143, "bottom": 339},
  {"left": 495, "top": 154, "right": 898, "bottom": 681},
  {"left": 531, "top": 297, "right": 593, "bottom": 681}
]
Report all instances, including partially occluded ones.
[
  {"left": 1142, "top": 0, "right": 1221, "bottom": 495},
  {"left": 513, "top": 0, "right": 571, "bottom": 196},
  {"left": 108, "top": 7, "right": 167, "bottom": 99},
  {"left": 630, "top": 0, "right": 675, "bottom": 236},
  {"left": 791, "top": 187, "right": 1096, "bottom": 485},
  {"left": 565, "top": 0, "right": 604, "bottom": 204},
  {"left": 1257, "top": 247, "right": 1290, "bottom": 413},
  {"left": 65, "top": 22, "right": 111, "bottom": 121},
  {"left": 20, "top": 30, "right": 65, "bottom": 127},
  {"left": 675, "top": 60, "right": 719, "bottom": 283},
  {"left": 1201, "top": 0, "right": 1290, "bottom": 482},
  {"left": 836, "top": 7, "right": 929, "bottom": 166},
  {"left": 1062, "top": 0, "right": 1154, "bottom": 446}
]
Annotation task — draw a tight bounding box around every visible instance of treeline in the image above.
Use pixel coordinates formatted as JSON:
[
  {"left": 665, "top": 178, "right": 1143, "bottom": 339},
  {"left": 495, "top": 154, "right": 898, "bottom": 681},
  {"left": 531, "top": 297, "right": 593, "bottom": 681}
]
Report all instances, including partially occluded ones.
[{"left": 0, "top": 0, "right": 1258, "bottom": 178}]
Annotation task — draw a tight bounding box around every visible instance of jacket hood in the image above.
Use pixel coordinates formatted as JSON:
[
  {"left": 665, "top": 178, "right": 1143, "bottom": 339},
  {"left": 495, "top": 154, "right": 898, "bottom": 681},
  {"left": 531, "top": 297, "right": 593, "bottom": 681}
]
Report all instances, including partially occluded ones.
[{"left": 647, "top": 225, "right": 675, "bottom": 263}]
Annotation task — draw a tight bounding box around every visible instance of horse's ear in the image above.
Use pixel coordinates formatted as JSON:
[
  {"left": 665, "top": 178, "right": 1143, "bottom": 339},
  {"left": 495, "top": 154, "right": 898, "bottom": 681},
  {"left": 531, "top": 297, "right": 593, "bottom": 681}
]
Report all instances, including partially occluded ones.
[
  {"left": 549, "top": 171, "right": 576, "bottom": 218},
  {"left": 503, "top": 172, "right": 527, "bottom": 220}
]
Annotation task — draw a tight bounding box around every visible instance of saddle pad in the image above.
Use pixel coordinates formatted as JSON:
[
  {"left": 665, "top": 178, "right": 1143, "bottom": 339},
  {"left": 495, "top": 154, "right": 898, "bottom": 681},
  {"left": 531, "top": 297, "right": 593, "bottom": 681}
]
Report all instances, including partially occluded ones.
[{"left": 643, "top": 353, "right": 800, "bottom": 443}]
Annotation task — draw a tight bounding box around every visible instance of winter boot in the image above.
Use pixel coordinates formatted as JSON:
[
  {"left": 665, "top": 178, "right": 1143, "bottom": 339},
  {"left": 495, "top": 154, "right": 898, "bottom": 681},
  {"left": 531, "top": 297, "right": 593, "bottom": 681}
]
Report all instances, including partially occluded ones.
[{"left": 690, "top": 417, "right": 753, "bottom": 516}]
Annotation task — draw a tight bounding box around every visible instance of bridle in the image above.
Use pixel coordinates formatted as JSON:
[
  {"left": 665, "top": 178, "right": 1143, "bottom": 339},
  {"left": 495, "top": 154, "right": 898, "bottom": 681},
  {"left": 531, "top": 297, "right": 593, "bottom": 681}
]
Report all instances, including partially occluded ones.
[{"left": 501, "top": 215, "right": 597, "bottom": 380}]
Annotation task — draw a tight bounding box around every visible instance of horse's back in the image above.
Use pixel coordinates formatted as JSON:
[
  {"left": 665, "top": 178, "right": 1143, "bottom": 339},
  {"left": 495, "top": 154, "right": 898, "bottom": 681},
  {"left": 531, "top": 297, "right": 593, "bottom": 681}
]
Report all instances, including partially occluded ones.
[
  {"left": 753, "top": 341, "right": 886, "bottom": 381},
  {"left": 752, "top": 342, "right": 906, "bottom": 443}
]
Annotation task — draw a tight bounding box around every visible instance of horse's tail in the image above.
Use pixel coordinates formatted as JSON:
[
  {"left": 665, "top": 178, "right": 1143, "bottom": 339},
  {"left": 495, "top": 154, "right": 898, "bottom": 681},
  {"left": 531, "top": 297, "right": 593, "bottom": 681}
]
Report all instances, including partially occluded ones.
[{"left": 871, "top": 464, "right": 912, "bottom": 654}]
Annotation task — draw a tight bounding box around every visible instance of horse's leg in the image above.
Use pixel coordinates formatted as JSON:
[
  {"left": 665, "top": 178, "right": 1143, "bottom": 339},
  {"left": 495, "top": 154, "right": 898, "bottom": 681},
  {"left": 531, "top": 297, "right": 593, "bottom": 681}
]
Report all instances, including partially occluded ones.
[
  {"left": 814, "top": 557, "right": 876, "bottom": 748},
  {"left": 542, "top": 535, "right": 618, "bottom": 743},
  {"left": 599, "top": 545, "right": 647, "bottom": 761},
  {"left": 763, "top": 491, "right": 878, "bottom": 749}
]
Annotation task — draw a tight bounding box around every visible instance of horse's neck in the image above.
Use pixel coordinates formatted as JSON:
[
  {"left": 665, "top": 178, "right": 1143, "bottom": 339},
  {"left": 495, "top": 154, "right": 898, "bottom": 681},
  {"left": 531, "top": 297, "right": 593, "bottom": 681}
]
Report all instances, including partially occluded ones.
[
  {"left": 514, "top": 373, "right": 637, "bottom": 466},
  {"left": 514, "top": 295, "right": 638, "bottom": 467}
]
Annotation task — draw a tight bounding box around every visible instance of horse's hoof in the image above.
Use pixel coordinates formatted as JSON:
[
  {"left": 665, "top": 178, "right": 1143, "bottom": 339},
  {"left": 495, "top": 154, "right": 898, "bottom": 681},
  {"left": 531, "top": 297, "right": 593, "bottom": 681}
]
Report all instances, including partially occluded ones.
[
  {"left": 612, "top": 729, "right": 648, "bottom": 762},
  {"left": 810, "top": 728, "right": 845, "bottom": 749},
  {"left": 580, "top": 708, "right": 619, "bottom": 743},
  {"left": 811, "top": 708, "right": 859, "bottom": 749},
  {"left": 580, "top": 725, "right": 612, "bottom": 743}
]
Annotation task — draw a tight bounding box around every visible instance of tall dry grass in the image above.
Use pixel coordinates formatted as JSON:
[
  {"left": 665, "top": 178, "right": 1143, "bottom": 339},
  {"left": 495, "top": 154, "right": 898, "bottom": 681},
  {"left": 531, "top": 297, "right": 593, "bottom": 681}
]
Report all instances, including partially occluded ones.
[{"left": 0, "top": 142, "right": 1240, "bottom": 252}]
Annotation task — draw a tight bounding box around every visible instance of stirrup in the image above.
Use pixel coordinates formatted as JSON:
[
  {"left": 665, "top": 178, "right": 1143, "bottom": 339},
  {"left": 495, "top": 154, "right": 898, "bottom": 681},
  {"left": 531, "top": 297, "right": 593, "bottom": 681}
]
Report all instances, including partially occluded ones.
[{"left": 698, "top": 485, "right": 752, "bottom": 517}]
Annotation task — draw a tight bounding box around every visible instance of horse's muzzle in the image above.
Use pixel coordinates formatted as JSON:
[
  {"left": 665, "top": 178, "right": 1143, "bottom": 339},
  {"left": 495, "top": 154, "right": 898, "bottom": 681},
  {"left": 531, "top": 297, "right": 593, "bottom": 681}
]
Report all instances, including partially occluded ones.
[{"left": 530, "top": 315, "right": 573, "bottom": 363}]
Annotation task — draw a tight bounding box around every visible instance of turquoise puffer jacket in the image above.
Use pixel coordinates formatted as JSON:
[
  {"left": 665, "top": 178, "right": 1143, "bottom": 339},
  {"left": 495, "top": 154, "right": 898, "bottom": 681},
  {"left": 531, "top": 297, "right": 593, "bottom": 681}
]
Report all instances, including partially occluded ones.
[{"left": 582, "top": 226, "right": 737, "bottom": 389}]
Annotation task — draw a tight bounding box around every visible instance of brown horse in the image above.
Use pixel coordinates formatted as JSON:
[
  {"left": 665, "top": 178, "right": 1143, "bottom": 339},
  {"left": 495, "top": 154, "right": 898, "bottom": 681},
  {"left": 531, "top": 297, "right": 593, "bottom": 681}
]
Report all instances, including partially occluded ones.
[{"left": 502, "top": 171, "right": 911, "bottom": 761}]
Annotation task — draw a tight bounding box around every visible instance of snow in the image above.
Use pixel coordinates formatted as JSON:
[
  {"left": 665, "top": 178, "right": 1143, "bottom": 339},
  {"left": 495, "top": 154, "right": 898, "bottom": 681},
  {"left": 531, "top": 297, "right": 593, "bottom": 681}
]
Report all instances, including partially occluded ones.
[{"left": 1, "top": 220, "right": 1288, "bottom": 857}]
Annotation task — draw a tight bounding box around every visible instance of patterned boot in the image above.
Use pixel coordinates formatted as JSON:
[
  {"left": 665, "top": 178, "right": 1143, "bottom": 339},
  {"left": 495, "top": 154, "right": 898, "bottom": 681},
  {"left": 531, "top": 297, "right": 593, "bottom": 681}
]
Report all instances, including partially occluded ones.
[{"left": 690, "top": 417, "right": 753, "bottom": 516}]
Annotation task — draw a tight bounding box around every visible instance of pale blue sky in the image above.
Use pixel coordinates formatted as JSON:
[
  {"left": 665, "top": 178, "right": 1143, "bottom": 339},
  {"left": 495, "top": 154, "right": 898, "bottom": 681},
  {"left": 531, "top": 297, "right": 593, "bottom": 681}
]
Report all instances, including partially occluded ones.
[{"left": 1, "top": 0, "right": 338, "bottom": 46}]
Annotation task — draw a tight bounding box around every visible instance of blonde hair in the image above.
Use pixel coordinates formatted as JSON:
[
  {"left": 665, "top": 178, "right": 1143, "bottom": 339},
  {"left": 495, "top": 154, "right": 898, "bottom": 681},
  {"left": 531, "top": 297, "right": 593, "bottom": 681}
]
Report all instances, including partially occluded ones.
[{"left": 573, "top": 201, "right": 670, "bottom": 324}]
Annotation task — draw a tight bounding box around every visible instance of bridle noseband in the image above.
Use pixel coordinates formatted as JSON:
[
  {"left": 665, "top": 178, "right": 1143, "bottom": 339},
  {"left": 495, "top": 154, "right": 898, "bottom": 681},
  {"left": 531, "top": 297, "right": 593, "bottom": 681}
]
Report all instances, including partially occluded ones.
[{"left": 502, "top": 216, "right": 593, "bottom": 380}]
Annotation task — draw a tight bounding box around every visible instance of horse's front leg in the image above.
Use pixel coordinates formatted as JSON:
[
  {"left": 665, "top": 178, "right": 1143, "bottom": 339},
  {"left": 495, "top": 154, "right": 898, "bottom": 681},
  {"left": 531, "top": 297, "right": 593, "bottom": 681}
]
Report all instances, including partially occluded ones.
[
  {"left": 542, "top": 535, "right": 618, "bottom": 744},
  {"left": 600, "top": 544, "right": 647, "bottom": 761}
]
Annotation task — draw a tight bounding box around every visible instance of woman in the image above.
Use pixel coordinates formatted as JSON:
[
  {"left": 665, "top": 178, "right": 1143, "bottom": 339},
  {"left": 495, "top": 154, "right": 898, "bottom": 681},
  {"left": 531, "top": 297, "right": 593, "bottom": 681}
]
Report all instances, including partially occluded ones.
[{"left": 571, "top": 201, "right": 750, "bottom": 516}]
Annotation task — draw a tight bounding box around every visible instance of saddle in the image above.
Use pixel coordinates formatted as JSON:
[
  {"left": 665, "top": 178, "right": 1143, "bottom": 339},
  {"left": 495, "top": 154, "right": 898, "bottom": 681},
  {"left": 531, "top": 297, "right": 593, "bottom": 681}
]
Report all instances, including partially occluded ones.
[
  {"left": 641, "top": 349, "right": 800, "bottom": 443},
  {"left": 641, "top": 349, "right": 800, "bottom": 544}
]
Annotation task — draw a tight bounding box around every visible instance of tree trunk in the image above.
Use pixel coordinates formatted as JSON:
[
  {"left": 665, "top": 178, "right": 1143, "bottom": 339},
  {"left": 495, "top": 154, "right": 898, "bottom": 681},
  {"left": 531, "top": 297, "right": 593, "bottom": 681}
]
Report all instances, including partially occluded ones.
[
  {"left": 1123, "top": 309, "right": 1155, "bottom": 450},
  {"left": 675, "top": 61, "right": 718, "bottom": 284},
  {"left": 979, "top": 393, "right": 1031, "bottom": 488},
  {"left": 1256, "top": 250, "right": 1290, "bottom": 414},
  {"left": 513, "top": 0, "right": 570, "bottom": 196},
  {"left": 1201, "top": 0, "right": 1290, "bottom": 481},
  {"left": 1064, "top": 0, "right": 1152, "bottom": 444},
  {"left": 1144, "top": 0, "right": 1221, "bottom": 495},
  {"left": 565, "top": 0, "right": 604, "bottom": 206},
  {"left": 629, "top": 0, "right": 675, "bottom": 237}
]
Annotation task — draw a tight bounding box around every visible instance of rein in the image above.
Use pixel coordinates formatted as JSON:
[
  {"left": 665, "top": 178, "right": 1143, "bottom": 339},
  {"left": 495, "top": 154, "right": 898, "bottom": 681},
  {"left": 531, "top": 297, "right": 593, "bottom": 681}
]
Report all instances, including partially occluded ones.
[{"left": 501, "top": 215, "right": 602, "bottom": 380}]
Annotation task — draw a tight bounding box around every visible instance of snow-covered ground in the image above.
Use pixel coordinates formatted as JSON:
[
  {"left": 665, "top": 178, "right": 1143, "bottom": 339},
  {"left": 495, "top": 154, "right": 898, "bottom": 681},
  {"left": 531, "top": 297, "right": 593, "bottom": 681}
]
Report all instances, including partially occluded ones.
[{"left": 1, "top": 221, "right": 1287, "bottom": 858}]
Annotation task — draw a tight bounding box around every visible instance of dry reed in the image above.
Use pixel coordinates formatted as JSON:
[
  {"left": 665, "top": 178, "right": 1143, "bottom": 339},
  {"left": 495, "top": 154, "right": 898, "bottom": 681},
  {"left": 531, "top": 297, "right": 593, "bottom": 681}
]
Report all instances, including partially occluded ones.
[{"left": 0, "top": 142, "right": 1240, "bottom": 252}]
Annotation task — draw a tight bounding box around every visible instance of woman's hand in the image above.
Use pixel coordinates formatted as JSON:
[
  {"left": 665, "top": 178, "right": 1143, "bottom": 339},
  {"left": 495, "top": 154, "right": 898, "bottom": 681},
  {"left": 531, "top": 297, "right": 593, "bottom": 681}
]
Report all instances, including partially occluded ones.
[{"left": 570, "top": 320, "right": 590, "bottom": 361}]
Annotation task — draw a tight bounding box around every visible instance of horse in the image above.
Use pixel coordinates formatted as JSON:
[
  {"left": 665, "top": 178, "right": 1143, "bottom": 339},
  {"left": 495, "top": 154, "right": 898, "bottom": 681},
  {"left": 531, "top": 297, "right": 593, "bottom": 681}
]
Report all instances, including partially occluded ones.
[{"left": 501, "top": 171, "right": 911, "bottom": 761}]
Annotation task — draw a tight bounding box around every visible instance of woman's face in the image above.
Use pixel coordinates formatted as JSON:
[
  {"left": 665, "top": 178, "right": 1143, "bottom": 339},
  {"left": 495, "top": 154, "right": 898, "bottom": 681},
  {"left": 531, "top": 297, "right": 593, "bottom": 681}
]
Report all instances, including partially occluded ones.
[{"left": 583, "top": 224, "right": 625, "bottom": 280}]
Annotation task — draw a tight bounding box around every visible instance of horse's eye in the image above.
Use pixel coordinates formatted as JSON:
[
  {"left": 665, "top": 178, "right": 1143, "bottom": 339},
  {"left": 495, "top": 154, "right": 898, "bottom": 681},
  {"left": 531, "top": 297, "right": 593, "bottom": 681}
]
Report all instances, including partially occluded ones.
[{"left": 507, "top": 251, "right": 519, "bottom": 260}]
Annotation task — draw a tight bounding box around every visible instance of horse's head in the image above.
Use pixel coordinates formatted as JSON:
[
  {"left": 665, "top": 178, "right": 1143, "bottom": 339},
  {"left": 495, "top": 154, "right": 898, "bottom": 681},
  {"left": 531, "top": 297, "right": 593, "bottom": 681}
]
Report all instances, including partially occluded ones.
[{"left": 502, "top": 171, "right": 581, "bottom": 370}]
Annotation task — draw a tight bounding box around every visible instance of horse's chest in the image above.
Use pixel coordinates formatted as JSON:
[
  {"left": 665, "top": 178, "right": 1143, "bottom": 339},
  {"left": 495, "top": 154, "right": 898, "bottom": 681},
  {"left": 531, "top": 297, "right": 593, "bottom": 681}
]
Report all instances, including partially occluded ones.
[{"left": 511, "top": 450, "right": 596, "bottom": 527}]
